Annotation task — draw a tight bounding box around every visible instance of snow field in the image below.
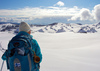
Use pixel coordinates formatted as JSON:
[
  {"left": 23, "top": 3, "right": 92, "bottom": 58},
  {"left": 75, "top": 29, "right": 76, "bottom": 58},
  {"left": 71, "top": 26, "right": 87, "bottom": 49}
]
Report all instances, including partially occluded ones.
[
  {"left": 0, "top": 32, "right": 100, "bottom": 71},
  {"left": 33, "top": 32, "right": 100, "bottom": 71}
]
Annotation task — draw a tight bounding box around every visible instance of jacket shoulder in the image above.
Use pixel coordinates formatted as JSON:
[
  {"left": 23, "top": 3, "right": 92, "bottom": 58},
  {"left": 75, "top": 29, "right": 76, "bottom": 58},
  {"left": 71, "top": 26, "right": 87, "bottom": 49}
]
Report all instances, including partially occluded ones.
[
  {"left": 32, "top": 39, "right": 37, "bottom": 42},
  {"left": 32, "top": 39, "right": 38, "bottom": 45}
]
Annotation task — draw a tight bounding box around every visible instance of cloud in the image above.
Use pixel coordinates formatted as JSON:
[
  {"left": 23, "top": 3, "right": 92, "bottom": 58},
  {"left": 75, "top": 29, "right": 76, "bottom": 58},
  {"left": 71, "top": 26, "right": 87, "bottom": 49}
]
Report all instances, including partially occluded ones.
[
  {"left": 0, "top": 4, "right": 100, "bottom": 24},
  {"left": 0, "top": 6, "right": 79, "bottom": 18},
  {"left": 54, "top": 1, "right": 64, "bottom": 6},
  {"left": 80, "top": 8, "right": 91, "bottom": 20},
  {"left": 68, "top": 8, "right": 92, "bottom": 21},
  {"left": 0, "top": 6, "right": 88, "bottom": 23},
  {"left": 92, "top": 4, "right": 100, "bottom": 21},
  {"left": 68, "top": 4, "right": 100, "bottom": 22}
]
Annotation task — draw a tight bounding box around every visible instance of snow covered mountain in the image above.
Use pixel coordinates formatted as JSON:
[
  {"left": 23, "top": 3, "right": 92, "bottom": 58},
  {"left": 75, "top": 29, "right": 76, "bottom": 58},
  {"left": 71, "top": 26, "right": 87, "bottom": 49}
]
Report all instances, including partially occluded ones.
[
  {"left": 0, "top": 23, "right": 19, "bottom": 33},
  {"left": 32, "top": 23, "right": 99, "bottom": 33},
  {"left": 0, "top": 22, "right": 100, "bottom": 33}
]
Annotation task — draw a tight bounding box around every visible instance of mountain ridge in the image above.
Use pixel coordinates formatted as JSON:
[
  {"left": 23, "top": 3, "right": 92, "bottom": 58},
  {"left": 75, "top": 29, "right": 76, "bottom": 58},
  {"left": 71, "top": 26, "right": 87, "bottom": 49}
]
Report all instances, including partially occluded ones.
[{"left": 0, "top": 22, "right": 100, "bottom": 33}]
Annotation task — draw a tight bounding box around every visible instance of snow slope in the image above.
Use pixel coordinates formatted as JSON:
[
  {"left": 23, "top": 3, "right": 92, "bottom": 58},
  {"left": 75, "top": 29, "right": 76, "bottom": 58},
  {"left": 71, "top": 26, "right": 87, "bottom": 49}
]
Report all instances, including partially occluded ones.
[{"left": 0, "top": 32, "right": 100, "bottom": 71}]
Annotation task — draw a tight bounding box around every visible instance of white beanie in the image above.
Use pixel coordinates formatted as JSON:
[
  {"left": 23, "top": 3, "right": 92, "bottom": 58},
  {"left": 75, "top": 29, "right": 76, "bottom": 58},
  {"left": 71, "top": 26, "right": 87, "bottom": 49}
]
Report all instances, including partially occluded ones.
[{"left": 19, "top": 22, "right": 31, "bottom": 32}]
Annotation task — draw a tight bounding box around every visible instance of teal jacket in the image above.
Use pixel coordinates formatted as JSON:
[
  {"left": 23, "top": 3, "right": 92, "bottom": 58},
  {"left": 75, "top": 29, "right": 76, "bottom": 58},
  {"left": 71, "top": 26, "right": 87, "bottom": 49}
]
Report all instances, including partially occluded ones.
[{"left": 2, "top": 31, "right": 42, "bottom": 71}]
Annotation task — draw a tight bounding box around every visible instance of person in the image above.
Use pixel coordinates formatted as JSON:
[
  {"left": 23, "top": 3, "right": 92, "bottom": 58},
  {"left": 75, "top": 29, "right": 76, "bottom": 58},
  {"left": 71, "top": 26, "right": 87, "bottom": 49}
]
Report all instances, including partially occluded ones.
[{"left": 2, "top": 22, "right": 42, "bottom": 71}]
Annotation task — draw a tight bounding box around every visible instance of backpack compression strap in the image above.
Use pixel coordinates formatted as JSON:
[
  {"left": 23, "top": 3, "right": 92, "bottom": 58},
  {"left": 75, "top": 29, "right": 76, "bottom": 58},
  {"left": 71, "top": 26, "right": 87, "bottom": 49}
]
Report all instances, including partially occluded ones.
[{"left": 28, "top": 48, "right": 40, "bottom": 63}]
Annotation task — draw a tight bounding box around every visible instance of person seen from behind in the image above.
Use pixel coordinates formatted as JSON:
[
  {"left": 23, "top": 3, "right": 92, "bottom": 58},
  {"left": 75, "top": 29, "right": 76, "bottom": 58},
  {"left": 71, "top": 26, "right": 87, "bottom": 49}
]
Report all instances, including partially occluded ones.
[{"left": 2, "top": 22, "right": 42, "bottom": 71}]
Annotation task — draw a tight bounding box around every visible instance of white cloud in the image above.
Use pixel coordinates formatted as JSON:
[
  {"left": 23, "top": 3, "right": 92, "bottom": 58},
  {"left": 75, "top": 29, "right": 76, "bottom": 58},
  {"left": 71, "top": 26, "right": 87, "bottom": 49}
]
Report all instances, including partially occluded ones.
[
  {"left": 80, "top": 8, "right": 91, "bottom": 20},
  {"left": 68, "top": 8, "right": 93, "bottom": 21},
  {"left": 0, "top": 4, "right": 100, "bottom": 23},
  {"left": 92, "top": 4, "right": 100, "bottom": 21},
  {"left": 68, "top": 4, "right": 100, "bottom": 22},
  {"left": 54, "top": 1, "right": 64, "bottom": 7},
  {"left": 0, "top": 6, "right": 79, "bottom": 18},
  {"left": 0, "top": 6, "right": 79, "bottom": 23}
]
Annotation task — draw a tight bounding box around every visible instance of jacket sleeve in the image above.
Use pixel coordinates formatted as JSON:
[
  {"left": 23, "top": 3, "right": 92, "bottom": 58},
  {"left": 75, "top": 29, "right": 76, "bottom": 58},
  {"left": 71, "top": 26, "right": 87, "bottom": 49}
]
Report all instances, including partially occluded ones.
[
  {"left": 2, "top": 50, "right": 8, "bottom": 60},
  {"left": 32, "top": 39, "right": 42, "bottom": 63}
]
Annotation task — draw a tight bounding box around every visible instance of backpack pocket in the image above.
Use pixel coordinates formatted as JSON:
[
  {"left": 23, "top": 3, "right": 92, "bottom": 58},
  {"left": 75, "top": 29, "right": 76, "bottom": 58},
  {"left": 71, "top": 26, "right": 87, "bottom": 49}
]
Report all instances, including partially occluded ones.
[{"left": 9, "top": 54, "right": 33, "bottom": 71}]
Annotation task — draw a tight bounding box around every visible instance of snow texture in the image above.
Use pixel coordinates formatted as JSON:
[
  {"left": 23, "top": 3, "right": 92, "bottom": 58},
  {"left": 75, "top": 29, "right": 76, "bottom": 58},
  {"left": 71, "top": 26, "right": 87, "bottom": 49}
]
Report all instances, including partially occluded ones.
[{"left": 0, "top": 31, "right": 100, "bottom": 71}]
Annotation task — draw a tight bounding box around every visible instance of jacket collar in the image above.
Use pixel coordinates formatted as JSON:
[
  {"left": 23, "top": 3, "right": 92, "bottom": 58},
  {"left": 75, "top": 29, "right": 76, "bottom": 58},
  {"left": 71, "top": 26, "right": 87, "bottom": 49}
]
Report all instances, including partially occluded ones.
[{"left": 18, "top": 31, "right": 30, "bottom": 36}]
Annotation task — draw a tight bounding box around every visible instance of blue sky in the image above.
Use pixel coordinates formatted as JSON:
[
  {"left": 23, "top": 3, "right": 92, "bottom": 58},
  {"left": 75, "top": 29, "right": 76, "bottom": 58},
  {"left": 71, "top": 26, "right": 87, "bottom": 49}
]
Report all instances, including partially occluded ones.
[
  {"left": 0, "top": 0, "right": 99, "bottom": 9},
  {"left": 0, "top": 0, "right": 100, "bottom": 24}
]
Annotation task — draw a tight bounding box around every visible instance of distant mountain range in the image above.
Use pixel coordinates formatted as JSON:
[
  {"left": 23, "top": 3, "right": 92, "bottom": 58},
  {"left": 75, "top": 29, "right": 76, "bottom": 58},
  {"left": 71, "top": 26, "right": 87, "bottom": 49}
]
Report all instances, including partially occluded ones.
[
  {"left": 0, "top": 22, "right": 20, "bottom": 24},
  {"left": 0, "top": 22, "right": 100, "bottom": 33}
]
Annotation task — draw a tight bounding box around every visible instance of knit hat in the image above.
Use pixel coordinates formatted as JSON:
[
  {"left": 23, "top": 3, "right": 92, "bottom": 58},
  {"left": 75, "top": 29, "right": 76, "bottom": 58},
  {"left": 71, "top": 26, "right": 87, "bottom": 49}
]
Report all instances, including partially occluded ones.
[{"left": 19, "top": 22, "right": 31, "bottom": 32}]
